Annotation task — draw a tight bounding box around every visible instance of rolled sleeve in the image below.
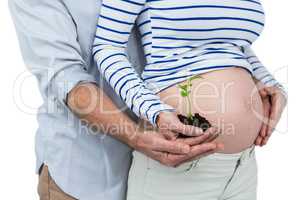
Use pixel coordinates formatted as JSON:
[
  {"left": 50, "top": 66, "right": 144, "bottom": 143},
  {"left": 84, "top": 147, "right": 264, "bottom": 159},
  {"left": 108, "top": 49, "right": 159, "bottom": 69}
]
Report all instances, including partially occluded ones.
[
  {"left": 9, "top": 0, "right": 97, "bottom": 106},
  {"left": 52, "top": 65, "right": 97, "bottom": 105}
]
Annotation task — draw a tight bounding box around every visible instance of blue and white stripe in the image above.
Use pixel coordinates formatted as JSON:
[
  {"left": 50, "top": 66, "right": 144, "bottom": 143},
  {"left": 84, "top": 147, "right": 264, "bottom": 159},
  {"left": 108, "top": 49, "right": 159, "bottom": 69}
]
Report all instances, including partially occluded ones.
[{"left": 93, "top": 0, "right": 282, "bottom": 124}]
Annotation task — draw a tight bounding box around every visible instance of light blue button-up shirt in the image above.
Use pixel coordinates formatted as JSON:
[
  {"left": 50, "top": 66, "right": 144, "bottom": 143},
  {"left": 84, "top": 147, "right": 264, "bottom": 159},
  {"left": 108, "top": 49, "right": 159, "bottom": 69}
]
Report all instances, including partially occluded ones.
[{"left": 9, "top": 0, "right": 146, "bottom": 199}]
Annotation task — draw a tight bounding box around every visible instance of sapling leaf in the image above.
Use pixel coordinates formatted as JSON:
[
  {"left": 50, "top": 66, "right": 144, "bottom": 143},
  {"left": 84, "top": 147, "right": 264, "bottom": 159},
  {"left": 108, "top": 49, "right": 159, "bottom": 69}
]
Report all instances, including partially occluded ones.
[
  {"left": 178, "top": 84, "right": 188, "bottom": 91},
  {"left": 180, "top": 90, "right": 188, "bottom": 97}
]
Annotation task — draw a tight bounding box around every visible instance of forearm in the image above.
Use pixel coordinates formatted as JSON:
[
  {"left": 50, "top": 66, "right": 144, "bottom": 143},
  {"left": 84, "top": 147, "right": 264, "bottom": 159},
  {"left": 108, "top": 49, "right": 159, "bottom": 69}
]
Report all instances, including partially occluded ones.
[
  {"left": 66, "top": 82, "right": 218, "bottom": 166},
  {"left": 67, "top": 82, "right": 139, "bottom": 148}
]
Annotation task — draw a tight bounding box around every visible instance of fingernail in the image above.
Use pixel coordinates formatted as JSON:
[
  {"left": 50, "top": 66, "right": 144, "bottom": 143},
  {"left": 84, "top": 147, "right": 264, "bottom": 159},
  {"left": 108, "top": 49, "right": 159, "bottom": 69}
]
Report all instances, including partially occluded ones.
[{"left": 218, "top": 143, "right": 225, "bottom": 150}]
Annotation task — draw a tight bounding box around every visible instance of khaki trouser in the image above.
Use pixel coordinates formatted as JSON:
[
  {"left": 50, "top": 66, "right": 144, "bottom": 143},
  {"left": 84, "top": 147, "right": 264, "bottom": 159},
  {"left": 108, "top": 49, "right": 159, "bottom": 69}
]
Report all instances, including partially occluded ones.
[
  {"left": 127, "top": 146, "right": 257, "bottom": 200},
  {"left": 38, "top": 165, "right": 77, "bottom": 200}
]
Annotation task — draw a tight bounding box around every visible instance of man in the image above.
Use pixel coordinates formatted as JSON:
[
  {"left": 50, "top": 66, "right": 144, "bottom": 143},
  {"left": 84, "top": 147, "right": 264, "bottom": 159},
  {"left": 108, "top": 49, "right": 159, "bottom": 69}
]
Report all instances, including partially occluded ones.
[{"left": 9, "top": 0, "right": 224, "bottom": 199}]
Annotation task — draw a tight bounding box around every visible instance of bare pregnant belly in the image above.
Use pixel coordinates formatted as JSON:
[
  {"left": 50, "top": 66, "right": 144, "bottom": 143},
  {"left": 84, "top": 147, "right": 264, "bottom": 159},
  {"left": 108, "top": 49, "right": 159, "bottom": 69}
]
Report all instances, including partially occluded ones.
[{"left": 158, "top": 67, "right": 264, "bottom": 153}]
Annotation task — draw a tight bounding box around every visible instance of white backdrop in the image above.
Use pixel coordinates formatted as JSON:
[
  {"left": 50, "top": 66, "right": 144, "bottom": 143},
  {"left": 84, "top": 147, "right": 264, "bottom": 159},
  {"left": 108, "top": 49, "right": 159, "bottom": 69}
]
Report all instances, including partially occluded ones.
[{"left": 0, "top": 0, "right": 298, "bottom": 199}]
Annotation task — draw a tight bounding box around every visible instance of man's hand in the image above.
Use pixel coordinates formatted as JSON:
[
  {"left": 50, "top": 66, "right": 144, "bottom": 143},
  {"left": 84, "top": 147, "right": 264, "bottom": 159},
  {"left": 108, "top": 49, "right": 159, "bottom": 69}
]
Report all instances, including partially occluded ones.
[
  {"left": 156, "top": 111, "right": 212, "bottom": 138},
  {"left": 68, "top": 83, "right": 223, "bottom": 167},
  {"left": 131, "top": 128, "right": 224, "bottom": 167},
  {"left": 255, "top": 85, "right": 287, "bottom": 146}
]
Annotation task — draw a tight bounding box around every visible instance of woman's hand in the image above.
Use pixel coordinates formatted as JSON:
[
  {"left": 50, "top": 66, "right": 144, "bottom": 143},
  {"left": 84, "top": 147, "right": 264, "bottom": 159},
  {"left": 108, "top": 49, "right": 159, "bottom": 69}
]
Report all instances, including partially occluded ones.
[
  {"left": 156, "top": 111, "right": 220, "bottom": 139},
  {"left": 255, "top": 85, "right": 287, "bottom": 146}
]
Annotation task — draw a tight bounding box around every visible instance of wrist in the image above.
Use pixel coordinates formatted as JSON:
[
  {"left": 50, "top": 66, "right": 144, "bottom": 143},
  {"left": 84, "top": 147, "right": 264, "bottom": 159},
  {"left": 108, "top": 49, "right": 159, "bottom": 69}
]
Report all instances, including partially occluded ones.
[
  {"left": 118, "top": 123, "right": 141, "bottom": 149},
  {"left": 155, "top": 110, "right": 172, "bottom": 128},
  {"left": 276, "top": 85, "right": 288, "bottom": 102}
]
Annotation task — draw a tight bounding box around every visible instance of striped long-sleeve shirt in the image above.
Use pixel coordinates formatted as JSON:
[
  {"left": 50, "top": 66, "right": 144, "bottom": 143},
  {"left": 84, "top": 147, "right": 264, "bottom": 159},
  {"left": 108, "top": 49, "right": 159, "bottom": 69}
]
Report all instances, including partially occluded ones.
[{"left": 93, "top": 0, "right": 284, "bottom": 125}]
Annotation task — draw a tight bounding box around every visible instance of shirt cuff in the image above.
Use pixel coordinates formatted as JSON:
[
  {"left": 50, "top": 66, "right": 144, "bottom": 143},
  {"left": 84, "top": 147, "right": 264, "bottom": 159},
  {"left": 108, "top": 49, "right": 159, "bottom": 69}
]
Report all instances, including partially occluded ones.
[
  {"left": 275, "top": 83, "right": 288, "bottom": 100},
  {"left": 51, "top": 65, "right": 98, "bottom": 107},
  {"left": 145, "top": 103, "right": 176, "bottom": 126}
]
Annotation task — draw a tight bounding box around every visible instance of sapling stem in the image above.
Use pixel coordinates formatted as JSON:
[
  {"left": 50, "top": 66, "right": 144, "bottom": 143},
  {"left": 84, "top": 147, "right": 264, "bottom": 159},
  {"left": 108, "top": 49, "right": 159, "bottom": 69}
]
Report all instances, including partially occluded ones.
[{"left": 187, "top": 94, "right": 193, "bottom": 119}]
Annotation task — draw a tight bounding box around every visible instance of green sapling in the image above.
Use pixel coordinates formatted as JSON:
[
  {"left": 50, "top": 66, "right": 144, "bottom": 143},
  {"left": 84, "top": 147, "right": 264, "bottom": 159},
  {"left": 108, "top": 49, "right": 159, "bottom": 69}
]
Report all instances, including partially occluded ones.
[{"left": 178, "top": 74, "right": 202, "bottom": 120}]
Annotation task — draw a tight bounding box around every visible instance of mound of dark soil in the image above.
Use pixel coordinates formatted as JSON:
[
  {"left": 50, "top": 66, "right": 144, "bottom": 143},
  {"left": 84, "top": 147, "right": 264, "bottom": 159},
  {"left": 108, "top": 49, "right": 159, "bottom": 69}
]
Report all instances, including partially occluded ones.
[{"left": 177, "top": 113, "right": 212, "bottom": 138}]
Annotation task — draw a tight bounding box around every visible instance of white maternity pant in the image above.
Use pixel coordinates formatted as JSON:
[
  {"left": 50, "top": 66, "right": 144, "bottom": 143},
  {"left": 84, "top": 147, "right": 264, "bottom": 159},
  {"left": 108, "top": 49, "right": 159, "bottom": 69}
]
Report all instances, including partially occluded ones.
[{"left": 127, "top": 146, "right": 257, "bottom": 200}]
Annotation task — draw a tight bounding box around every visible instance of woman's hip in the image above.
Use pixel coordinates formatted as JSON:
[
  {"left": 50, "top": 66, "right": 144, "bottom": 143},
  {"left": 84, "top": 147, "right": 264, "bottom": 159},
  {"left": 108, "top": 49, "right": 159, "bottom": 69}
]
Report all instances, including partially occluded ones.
[{"left": 127, "top": 146, "right": 257, "bottom": 200}]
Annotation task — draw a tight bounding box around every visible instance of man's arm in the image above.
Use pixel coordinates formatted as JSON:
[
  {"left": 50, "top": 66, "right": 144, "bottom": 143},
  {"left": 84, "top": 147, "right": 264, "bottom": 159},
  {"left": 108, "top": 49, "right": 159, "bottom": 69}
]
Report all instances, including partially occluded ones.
[
  {"left": 67, "top": 82, "right": 223, "bottom": 166},
  {"left": 9, "top": 0, "right": 221, "bottom": 166}
]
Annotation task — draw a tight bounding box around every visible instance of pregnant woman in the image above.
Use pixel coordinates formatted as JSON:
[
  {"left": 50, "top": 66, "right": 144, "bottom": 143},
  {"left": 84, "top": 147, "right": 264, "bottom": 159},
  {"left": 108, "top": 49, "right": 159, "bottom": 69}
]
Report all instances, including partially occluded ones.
[{"left": 93, "top": 0, "right": 287, "bottom": 199}]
